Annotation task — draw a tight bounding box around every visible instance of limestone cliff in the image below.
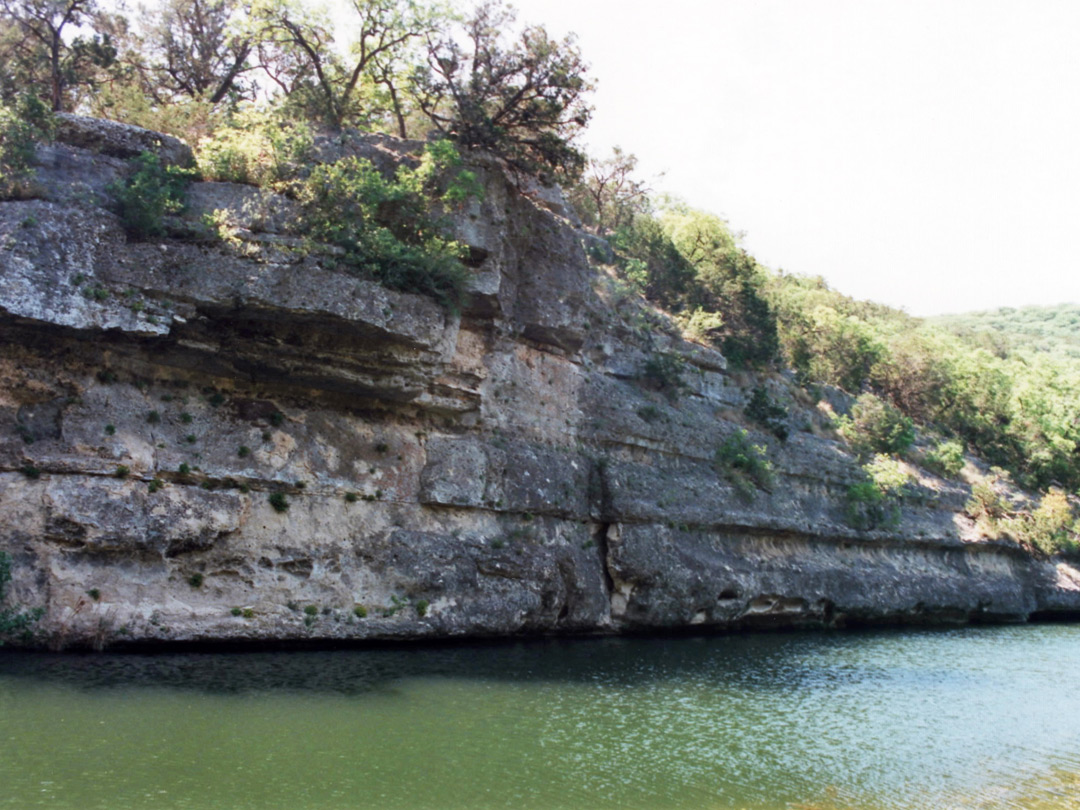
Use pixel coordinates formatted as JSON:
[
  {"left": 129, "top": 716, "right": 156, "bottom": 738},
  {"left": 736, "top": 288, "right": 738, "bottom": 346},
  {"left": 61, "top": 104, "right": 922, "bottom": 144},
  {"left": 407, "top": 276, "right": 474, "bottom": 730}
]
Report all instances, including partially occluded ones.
[{"left": 2, "top": 117, "right": 1078, "bottom": 649}]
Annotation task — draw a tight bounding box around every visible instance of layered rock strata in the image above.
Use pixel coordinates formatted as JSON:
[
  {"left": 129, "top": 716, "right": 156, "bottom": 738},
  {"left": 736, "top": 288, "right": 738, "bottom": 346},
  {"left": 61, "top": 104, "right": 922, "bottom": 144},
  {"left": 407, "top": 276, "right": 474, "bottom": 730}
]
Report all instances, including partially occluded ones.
[{"left": 1, "top": 118, "right": 1077, "bottom": 649}]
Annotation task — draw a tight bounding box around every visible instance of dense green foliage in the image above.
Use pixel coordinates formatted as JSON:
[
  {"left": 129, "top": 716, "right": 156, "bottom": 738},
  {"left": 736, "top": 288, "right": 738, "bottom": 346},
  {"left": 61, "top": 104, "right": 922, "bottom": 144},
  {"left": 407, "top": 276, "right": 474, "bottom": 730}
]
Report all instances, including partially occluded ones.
[
  {"left": 296, "top": 140, "right": 477, "bottom": 310},
  {"left": 930, "top": 303, "right": 1080, "bottom": 359},
  {"left": 714, "top": 429, "right": 774, "bottom": 499},
  {"left": 108, "top": 152, "right": 195, "bottom": 238},
  {"left": 744, "top": 386, "right": 788, "bottom": 441},
  {"left": 966, "top": 474, "right": 1079, "bottom": 556},
  {"left": 605, "top": 206, "right": 779, "bottom": 368},
  {"left": 836, "top": 392, "right": 915, "bottom": 457},
  {"left": 765, "top": 274, "right": 1080, "bottom": 492},
  {"left": 0, "top": 550, "right": 43, "bottom": 645},
  {"left": 844, "top": 455, "right": 911, "bottom": 531},
  {"left": 0, "top": 92, "right": 52, "bottom": 198},
  {"left": 923, "top": 439, "right": 965, "bottom": 478},
  {"left": 195, "top": 107, "right": 313, "bottom": 186},
  {"left": 2, "top": 0, "right": 592, "bottom": 177}
]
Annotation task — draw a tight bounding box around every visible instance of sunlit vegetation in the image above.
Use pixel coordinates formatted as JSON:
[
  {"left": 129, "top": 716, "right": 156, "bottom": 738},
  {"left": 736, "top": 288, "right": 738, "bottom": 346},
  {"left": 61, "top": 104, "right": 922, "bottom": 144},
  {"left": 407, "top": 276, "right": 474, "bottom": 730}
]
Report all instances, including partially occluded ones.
[{"left": 4, "top": 0, "right": 1079, "bottom": 552}]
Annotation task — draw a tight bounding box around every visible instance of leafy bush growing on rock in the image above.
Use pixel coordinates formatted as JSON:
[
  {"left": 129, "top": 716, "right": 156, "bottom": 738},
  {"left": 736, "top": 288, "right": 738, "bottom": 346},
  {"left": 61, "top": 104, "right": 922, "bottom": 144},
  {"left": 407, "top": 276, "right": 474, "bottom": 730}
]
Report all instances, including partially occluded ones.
[
  {"left": 844, "top": 454, "right": 911, "bottom": 531},
  {"left": 0, "top": 551, "right": 44, "bottom": 646},
  {"left": 744, "top": 385, "right": 789, "bottom": 441},
  {"left": 0, "top": 94, "right": 54, "bottom": 200},
  {"left": 715, "top": 429, "right": 774, "bottom": 499},
  {"left": 108, "top": 152, "right": 195, "bottom": 239},
  {"left": 999, "top": 489, "right": 1079, "bottom": 556},
  {"left": 195, "top": 108, "right": 313, "bottom": 187},
  {"left": 965, "top": 471, "right": 1011, "bottom": 537},
  {"left": 836, "top": 392, "right": 914, "bottom": 457},
  {"left": 296, "top": 141, "right": 479, "bottom": 310},
  {"left": 923, "top": 439, "right": 965, "bottom": 478},
  {"left": 639, "top": 353, "right": 686, "bottom": 402}
]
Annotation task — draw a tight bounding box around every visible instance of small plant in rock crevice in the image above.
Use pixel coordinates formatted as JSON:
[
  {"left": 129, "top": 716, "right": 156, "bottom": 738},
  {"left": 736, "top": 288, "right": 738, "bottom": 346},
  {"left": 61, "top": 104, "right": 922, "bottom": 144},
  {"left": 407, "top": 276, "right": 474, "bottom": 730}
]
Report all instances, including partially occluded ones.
[
  {"left": 744, "top": 385, "right": 789, "bottom": 441},
  {"left": 844, "top": 454, "right": 912, "bottom": 531},
  {"left": 714, "top": 429, "right": 774, "bottom": 499},
  {"left": 107, "top": 152, "right": 196, "bottom": 239},
  {"left": 0, "top": 550, "right": 43, "bottom": 645},
  {"left": 639, "top": 353, "right": 686, "bottom": 402}
]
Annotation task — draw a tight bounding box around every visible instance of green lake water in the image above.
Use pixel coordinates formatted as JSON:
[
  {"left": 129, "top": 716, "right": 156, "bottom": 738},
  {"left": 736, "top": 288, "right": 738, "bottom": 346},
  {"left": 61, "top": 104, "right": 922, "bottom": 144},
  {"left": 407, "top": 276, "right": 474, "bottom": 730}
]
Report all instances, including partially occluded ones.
[{"left": 2, "top": 625, "right": 1079, "bottom": 810}]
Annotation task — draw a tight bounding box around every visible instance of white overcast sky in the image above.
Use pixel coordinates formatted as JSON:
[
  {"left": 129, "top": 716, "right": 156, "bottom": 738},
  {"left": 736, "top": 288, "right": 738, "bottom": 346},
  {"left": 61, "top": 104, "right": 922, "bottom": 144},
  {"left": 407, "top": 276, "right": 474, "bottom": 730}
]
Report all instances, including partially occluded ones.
[{"left": 503, "top": 0, "right": 1080, "bottom": 316}]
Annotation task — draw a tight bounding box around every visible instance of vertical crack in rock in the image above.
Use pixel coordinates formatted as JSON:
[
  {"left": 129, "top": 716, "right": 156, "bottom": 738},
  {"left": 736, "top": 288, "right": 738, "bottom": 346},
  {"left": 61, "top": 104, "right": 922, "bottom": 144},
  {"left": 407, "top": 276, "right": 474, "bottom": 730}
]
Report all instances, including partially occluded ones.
[{"left": 593, "top": 521, "right": 615, "bottom": 598}]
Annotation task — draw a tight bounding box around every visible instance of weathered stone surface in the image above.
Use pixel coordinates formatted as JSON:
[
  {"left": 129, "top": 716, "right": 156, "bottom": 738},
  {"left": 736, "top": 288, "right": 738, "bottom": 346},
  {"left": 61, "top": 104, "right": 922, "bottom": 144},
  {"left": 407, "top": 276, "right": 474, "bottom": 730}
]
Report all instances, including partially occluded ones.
[
  {"left": 2, "top": 123, "right": 1078, "bottom": 650},
  {"left": 54, "top": 114, "right": 195, "bottom": 167},
  {"left": 606, "top": 524, "right": 1043, "bottom": 628}
]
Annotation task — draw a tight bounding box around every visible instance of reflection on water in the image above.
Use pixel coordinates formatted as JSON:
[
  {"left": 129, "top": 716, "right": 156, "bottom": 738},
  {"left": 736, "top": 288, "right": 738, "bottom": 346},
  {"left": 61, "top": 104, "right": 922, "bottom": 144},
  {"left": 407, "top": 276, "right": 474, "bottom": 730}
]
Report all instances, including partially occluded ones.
[{"left": 1, "top": 626, "right": 1078, "bottom": 809}]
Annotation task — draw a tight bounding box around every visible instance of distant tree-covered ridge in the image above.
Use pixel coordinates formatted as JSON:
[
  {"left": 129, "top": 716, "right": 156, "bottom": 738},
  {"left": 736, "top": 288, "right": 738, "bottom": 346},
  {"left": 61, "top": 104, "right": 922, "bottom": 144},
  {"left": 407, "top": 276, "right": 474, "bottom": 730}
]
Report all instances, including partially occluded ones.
[
  {"left": 568, "top": 150, "right": 1080, "bottom": 506},
  {"left": 929, "top": 303, "right": 1080, "bottom": 359}
]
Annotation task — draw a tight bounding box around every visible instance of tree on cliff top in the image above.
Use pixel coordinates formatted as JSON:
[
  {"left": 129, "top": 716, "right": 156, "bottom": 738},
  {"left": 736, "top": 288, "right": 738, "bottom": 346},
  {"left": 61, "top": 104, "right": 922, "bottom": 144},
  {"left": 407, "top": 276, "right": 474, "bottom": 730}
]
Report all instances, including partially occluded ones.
[
  {"left": 414, "top": 0, "right": 593, "bottom": 181},
  {"left": 251, "top": 0, "right": 441, "bottom": 131},
  {"left": 0, "top": 0, "right": 121, "bottom": 111},
  {"left": 138, "top": 0, "right": 256, "bottom": 106},
  {"left": 568, "top": 146, "right": 654, "bottom": 235}
]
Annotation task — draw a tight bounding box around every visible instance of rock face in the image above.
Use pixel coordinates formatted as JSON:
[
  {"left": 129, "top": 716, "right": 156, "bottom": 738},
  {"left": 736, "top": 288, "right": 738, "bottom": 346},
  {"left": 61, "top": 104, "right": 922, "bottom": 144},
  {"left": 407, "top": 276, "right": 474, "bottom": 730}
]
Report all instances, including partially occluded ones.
[{"left": 1, "top": 118, "right": 1078, "bottom": 649}]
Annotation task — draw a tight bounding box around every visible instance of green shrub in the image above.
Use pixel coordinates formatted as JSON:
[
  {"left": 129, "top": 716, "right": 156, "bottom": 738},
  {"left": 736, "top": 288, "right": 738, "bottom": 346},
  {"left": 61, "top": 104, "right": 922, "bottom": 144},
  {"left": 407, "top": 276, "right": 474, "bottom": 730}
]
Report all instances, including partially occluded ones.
[
  {"left": 296, "top": 142, "right": 477, "bottom": 311},
  {"left": 353, "top": 605, "right": 367, "bottom": 618},
  {"left": 924, "top": 439, "right": 965, "bottom": 478},
  {"left": 1001, "top": 488, "right": 1079, "bottom": 556},
  {"left": 19, "top": 464, "right": 40, "bottom": 480},
  {"left": 0, "top": 551, "right": 43, "bottom": 646},
  {"left": 268, "top": 492, "right": 289, "bottom": 513},
  {"left": 744, "top": 385, "right": 789, "bottom": 440},
  {"left": 148, "top": 478, "right": 164, "bottom": 493},
  {"left": 0, "top": 94, "right": 53, "bottom": 200},
  {"left": 637, "top": 405, "right": 662, "bottom": 423},
  {"left": 836, "top": 392, "right": 915, "bottom": 456},
  {"left": 966, "top": 472, "right": 1010, "bottom": 534},
  {"left": 864, "top": 454, "right": 912, "bottom": 495},
  {"left": 415, "top": 599, "right": 429, "bottom": 618},
  {"left": 681, "top": 308, "right": 725, "bottom": 343},
  {"left": 639, "top": 353, "right": 686, "bottom": 401},
  {"left": 845, "top": 481, "right": 896, "bottom": 531},
  {"left": 108, "top": 152, "right": 195, "bottom": 239},
  {"left": 188, "top": 573, "right": 204, "bottom": 588},
  {"left": 715, "top": 429, "right": 775, "bottom": 498},
  {"left": 115, "top": 465, "right": 130, "bottom": 478},
  {"left": 196, "top": 107, "right": 313, "bottom": 187},
  {"left": 844, "top": 454, "right": 910, "bottom": 531},
  {"left": 303, "top": 605, "right": 318, "bottom": 617}
]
